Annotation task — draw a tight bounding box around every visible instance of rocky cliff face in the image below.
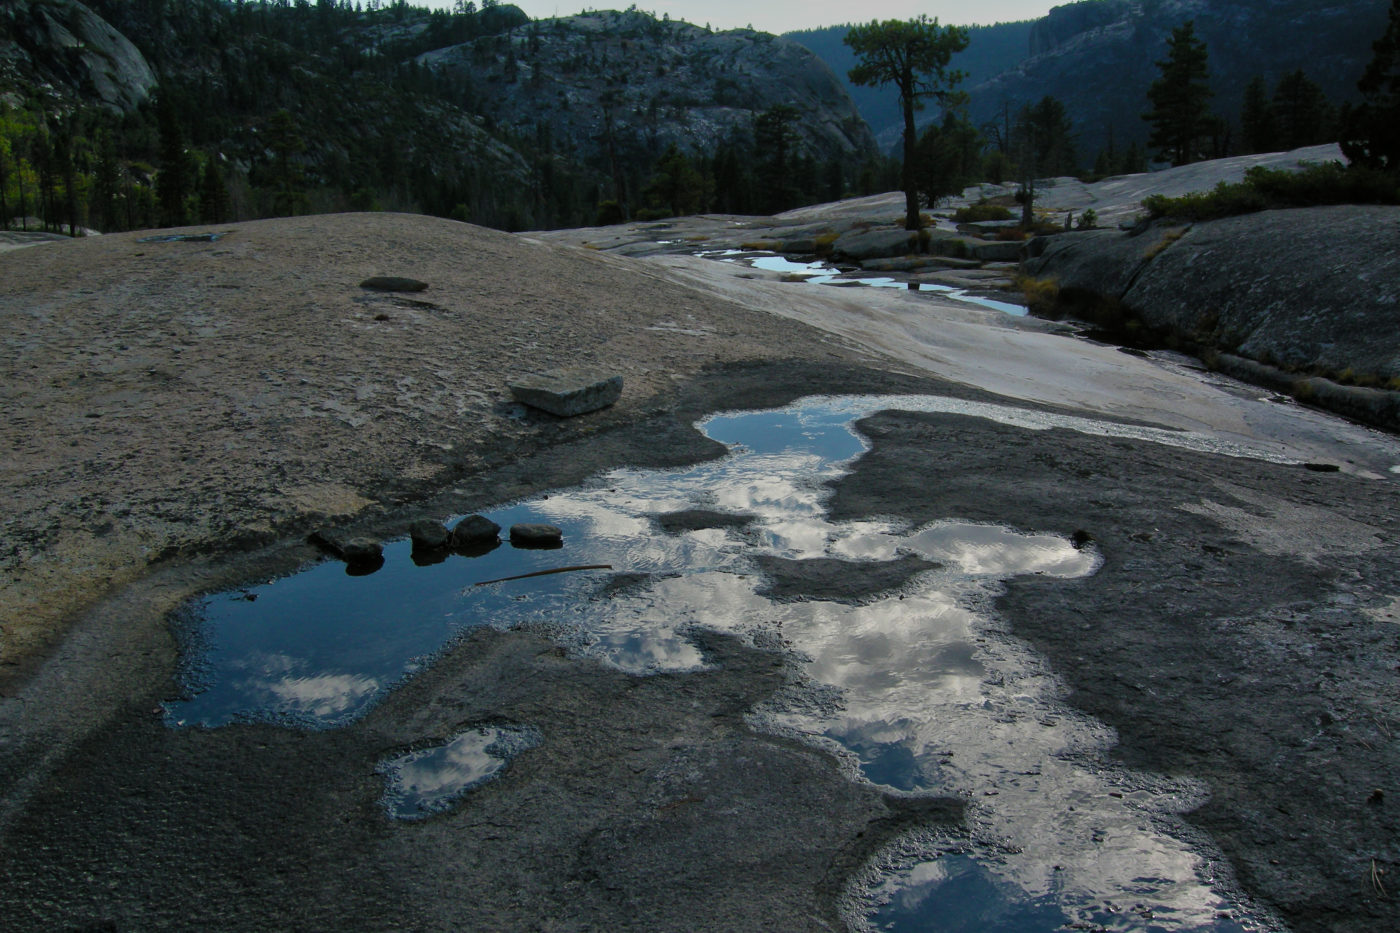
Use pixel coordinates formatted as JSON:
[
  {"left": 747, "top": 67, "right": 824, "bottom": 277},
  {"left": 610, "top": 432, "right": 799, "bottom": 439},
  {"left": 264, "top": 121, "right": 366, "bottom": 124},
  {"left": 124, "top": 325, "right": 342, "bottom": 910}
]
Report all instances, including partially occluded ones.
[
  {"left": 419, "top": 11, "right": 876, "bottom": 166},
  {"left": 1024, "top": 206, "right": 1400, "bottom": 412},
  {"left": 968, "top": 0, "right": 1389, "bottom": 159},
  {"left": 0, "top": 0, "right": 155, "bottom": 112}
]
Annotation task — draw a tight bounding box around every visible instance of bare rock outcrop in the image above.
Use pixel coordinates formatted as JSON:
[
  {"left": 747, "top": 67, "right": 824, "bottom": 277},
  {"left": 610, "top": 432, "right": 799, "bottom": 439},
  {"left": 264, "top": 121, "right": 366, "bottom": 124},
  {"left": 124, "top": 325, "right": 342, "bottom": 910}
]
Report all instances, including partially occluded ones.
[
  {"left": 1023, "top": 205, "right": 1400, "bottom": 419},
  {"left": 0, "top": 0, "right": 156, "bottom": 112}
]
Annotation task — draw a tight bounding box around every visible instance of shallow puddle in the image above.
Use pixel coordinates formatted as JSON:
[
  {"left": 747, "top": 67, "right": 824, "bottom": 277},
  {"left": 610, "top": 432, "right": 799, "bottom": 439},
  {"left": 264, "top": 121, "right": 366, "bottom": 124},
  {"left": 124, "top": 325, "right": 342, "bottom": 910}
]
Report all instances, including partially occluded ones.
[
  {"left": 167, "top": 394, "right": 1282, "bottom": 931},
  {"left": 378, "top": 725, "right": 541, "bottom": 821},
  {"left": 704, "top": 251, "right": 1028, "bottom": 316}
]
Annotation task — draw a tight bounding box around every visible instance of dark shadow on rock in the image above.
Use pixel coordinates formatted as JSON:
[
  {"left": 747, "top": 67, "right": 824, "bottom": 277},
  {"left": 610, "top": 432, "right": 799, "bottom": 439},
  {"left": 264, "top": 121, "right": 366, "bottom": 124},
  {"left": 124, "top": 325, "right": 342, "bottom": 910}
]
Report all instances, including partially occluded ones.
[
  {"left": 593, "top": 571, "right": 683, "bottom": 599},
  {"left": 754, "top": 553, "right": 941, "bottom": 605},
  {"left": 651, "top": 509, "right": 757, "bottom": 534}
]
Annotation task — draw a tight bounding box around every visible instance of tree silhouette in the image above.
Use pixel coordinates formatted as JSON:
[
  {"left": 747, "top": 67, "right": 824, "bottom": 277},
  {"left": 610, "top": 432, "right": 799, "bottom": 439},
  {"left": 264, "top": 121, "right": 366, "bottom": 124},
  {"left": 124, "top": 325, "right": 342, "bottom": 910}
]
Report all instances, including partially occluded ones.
[
  {"left": 1143, "top": 21, "right": 1214, "bottom": 166},
  {"left": 1240, "top": 76, "right": 1275, "bottom": 154},
  {"left": 846, "top": 16, "right": 969, "bottom": 231},
  {"left": 1272, "top": 70, "right": 1333, "bottom": 150},
  {"left": 1341, "top": 0, "right": 1400, "bottom": 171},
  {"left": 157, "top": 94, "right": 191, "bottom": 226}
]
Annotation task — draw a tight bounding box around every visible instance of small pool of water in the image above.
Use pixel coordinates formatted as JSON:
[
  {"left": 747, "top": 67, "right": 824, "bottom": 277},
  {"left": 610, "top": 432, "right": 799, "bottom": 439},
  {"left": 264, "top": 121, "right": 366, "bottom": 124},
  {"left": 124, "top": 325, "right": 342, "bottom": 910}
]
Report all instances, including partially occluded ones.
[
  {"left": 167, "top": 394, "right": 1283, "bottom": 931},
  {"left": 378, "top": 725, "right": 541, "bottom": 821},
  {"left": 705, "top": 251, "right": 1028, "bottom": 317}
]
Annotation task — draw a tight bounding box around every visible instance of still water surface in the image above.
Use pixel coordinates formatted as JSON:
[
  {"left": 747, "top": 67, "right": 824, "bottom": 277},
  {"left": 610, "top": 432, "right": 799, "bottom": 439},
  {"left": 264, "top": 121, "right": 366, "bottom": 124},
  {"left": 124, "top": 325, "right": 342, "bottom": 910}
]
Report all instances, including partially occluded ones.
[
  {"left": 167, "top": 394, "right": 1280, "bottom": 932},
  {"left": 704, "top": 251, "right": 1029, "bottom": 316}
]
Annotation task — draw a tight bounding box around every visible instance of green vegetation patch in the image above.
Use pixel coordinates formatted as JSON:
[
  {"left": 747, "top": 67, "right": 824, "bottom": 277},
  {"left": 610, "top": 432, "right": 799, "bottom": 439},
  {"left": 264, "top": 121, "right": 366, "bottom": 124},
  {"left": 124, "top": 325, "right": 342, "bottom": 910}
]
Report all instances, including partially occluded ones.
[
  {"left": 1142, "top": 162, "right": 1400, "bottom": 222},
  {"left": 953, "top": 203, "right": 1014, "bottom": 222}
]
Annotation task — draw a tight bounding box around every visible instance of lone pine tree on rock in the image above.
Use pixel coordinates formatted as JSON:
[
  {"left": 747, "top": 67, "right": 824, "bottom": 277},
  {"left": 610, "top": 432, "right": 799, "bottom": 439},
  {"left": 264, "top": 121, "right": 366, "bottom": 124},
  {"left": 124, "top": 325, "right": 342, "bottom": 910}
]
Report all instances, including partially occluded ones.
[
  {"left": 845, "top": 16, "right": 969, "bottom": 232},
  {"left": 1143, "top": 20, "right": 1214, "bottom": 167}
]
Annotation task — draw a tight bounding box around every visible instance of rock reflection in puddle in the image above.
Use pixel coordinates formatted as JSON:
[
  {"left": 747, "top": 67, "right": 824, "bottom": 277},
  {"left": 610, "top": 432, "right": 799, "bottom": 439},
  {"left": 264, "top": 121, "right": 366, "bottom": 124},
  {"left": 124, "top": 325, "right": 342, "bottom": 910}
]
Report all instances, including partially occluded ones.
[
  {"left": 167, "top": 393, "right": 1284, "bottom": 930},
  {"left": 378, "top": 725, "right": 541, "bottom": 821}
]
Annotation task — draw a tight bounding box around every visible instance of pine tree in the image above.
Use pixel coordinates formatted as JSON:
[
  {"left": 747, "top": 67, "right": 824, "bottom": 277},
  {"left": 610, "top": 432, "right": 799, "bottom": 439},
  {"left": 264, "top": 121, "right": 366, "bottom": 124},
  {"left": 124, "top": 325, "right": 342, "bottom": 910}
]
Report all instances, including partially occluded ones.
[
  {"left": 1143, "top": 21, "right": 1214, "bottom": 166},
  {"left": 199, "top": 156, "right": 231, "bottom": 223},
  {"left": 157, "top": 94, "right": 191, "bottom": 227},
  {"left": 913, "top": 111, "right": 984, "bottom": 207},
  {"left": 265, "top": 109, "right": 308, "bottom": 216},
  {"left": 1272, "top": 70, "right": 1333, "bottom": 150},
  {"left": 91, "top": 131, "right": 122, "bottom": 232},
  {"left": 1341, "top": 0, "right": 1400, "bottom": 171},
  {"left": 846, "top": 15, "right": 969, "bottom": 231},
  {"left": 0, "top": 132, "right": 9, "bottom": 230},
  {"left": 754, "top": 104, "right": 800, "bottom": 214},
  {"left": 1240, "top": 76, "right": 1275, "bottom": 154}
]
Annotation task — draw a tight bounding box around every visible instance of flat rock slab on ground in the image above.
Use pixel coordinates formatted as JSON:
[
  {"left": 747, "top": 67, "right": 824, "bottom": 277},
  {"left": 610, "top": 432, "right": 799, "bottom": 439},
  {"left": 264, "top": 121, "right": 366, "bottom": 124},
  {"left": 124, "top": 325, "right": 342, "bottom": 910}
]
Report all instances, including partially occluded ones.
[{"left": 509, "top": 368, "right": 624, "bottom": 417}]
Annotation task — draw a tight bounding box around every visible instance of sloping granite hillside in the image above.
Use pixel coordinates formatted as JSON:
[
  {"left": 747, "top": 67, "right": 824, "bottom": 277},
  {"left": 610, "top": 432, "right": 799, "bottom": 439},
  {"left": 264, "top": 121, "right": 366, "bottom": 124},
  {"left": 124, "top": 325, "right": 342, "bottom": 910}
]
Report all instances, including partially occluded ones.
[{"left": 419, "top": 10, "right": 876, "bottom": 166}]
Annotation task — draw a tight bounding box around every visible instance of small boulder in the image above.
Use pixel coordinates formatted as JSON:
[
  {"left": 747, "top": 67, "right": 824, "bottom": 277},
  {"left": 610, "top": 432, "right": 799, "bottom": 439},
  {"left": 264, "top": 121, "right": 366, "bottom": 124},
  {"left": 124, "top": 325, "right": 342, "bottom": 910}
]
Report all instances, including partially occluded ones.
[
  {"left": 450, "top": 514, "right": 501, "bottom": 547},
  {"left": 509, "top": 368, "right": 623, "bottom": 417},
  {"left": 360, "top": 276, "right": 429, "bottom": 292},
  {"left": 308, "top": 528, "right": 382, "bottom": 563},
  {"left": 408, "top": 519, "right": 450, "bottom": 550},
  {"left": 510, "top": 523, "right": 564, "bottom": 548},
  {"left": 339, "top": 537, "right": 384, "bottom": 563}
]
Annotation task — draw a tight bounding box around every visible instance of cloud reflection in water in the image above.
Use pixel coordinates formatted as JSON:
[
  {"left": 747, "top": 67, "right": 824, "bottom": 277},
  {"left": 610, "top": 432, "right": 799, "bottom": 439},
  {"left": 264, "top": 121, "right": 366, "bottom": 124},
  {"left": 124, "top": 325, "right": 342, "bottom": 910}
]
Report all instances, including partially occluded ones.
[{"left": 168, "top": 394, "right": 1277, "bottom": 930}]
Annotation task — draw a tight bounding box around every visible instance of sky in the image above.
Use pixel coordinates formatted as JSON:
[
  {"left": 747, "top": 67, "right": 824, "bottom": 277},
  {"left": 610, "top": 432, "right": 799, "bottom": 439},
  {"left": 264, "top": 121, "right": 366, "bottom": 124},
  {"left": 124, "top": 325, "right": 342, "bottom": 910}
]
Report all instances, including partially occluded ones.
[{"left": 415, "top": 1, "right": 1057, "bottom": 35}]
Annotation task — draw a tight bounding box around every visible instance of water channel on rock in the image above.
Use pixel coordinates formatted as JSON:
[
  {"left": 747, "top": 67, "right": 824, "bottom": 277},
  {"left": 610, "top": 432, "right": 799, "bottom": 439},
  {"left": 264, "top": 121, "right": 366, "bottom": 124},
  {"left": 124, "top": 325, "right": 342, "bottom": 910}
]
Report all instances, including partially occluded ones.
[
  {"left": 701, "top": 250, "right": 1030, "bottom": 317},
  {"left": 166, "top": 394, "right": 1285, "bottom": 932}
]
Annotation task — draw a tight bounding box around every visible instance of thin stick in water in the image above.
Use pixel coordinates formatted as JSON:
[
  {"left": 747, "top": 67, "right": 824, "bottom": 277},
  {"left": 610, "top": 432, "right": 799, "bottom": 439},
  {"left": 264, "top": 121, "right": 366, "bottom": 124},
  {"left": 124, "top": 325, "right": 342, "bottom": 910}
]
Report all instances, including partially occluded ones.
[{"left": 473, "top": 564, "right": 614, "bottom": 587}]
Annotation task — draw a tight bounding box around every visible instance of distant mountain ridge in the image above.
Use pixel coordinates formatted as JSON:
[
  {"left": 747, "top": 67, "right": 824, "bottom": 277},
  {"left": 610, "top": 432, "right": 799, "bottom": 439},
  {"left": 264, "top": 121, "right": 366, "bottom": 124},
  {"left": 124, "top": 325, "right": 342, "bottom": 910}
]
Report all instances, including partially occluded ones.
[
  {"left": 789, "top": 0, "right": 1388, "bottom": 163},
  {"left": 0, "top": 1, "right": 877, "bottom": 231}
]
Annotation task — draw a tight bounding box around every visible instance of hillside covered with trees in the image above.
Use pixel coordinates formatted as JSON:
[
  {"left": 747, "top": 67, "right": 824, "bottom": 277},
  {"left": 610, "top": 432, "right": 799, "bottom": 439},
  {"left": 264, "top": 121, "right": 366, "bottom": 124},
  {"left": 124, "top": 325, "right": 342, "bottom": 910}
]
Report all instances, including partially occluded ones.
[{"left": 0, "top": 0, "right": 884, "bottom": 235}]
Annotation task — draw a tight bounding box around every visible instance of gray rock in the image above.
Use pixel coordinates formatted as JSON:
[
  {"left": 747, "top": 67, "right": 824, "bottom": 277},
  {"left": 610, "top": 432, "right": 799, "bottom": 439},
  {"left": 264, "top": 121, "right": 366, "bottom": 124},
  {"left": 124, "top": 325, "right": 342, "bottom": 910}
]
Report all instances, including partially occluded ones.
[
  {"left": 408, "top": 519, "right": 450, "bottom": 550},
  {"left": 450, "top": 515, "right": 501, "bottom": 547},
  {"left": 1022, "top": 205, "right": 1400, "bottom": 425},
  {"left": 360, "top": 276, "right": 429, "bottom": 292},
  {"left": 339, "top": 537, "right": 384, "bottom": 563},
  {"left": 510, "top": 523, "right": 564, "bottom": 547},
  {"left": 830, "top": 228, "right": 919, "bottom": 262},
  {"left": 971, "top": 240, "right": 1026, "bottom": 262},
  {"left": 1021, "top": 226, "right": 1170, "bottom": 299},
  {"left": 859, "top": 256, "right": 948, "bottom": 273},
  {"left": 7, "top": 0, "right": 157, "bottom": 113},
  {"left": 416, "top": 10, "right": 876, "bottom": 171},
  {"left": 509, "top": 368, "right": 623, "bottom": 417}
]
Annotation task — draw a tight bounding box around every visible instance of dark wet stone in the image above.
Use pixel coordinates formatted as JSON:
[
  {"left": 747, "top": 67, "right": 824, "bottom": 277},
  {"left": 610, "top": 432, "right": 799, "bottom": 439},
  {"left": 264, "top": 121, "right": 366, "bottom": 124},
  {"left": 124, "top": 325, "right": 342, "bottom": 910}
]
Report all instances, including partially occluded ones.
[
  {"left": 307, "top": 529, "right": 382, "bottom": 564},
  {"left": 754, "top": 554, "right": 941, "bottom": 605},
  {"left": 1071, "top": 529, "right": 1094, "bottom": 549},
  {"left": 1304, "top": 462, "right": 1341, "bottom": 473},
  {"left": 595, "top": 571, "right": 681, "bottom": 598},
  {"left": 450, "top": 515, "right": 501, "bottom": 547},
  {"left": 408, "top": 519, "right": 450, "bottom": 550},
  {"left": 360, "top": 276, "right": 429, "bottom": 292},
  {"left": 339, "top": 537, "right": 384, "bottom": 563},
  {"left": 509, "top": 368, "right": 623, "bottom": 417},
  {"left": 652, "top": 509, "right": 756, "bottom": 534},
  {"left": 510, "top": 523, "right": 563, "bottom": 548}
]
